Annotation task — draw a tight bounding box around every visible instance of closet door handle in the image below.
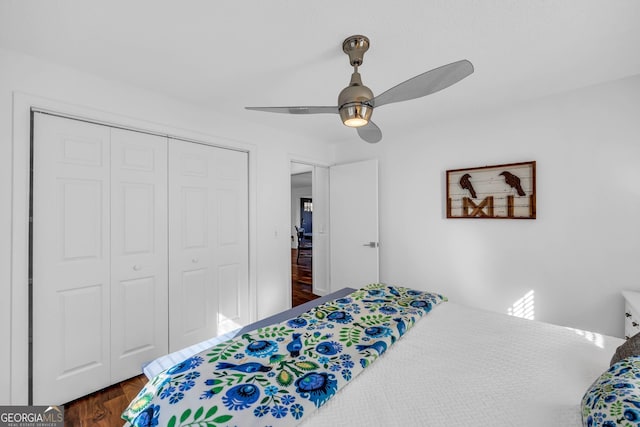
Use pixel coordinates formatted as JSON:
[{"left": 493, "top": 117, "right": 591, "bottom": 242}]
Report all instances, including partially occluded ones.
[{"left": 133, "top": 264, "right": 142, "bottom": 271}]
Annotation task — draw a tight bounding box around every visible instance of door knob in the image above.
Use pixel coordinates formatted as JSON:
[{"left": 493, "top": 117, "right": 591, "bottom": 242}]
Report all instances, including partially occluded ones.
[
  {"left": 133, "top": 265, "right": 142, "bottom": 271},
  {"left": 362, "top": 242, "right": 378, "bottom": 248},
  {"left": 192, "top": 258, "right": 199, "bottom": 263}
]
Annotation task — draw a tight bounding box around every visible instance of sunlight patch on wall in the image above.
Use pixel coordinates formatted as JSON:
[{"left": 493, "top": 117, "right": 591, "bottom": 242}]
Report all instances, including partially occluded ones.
[
  {"left": 565, "top": 327, "right": 605, "bottom": 349},
  {"left": 218, "top": 313, "right": 242, "bottom": 335},
  {"left": 508, "top": 290, "right": 535, "bottom": 320}
]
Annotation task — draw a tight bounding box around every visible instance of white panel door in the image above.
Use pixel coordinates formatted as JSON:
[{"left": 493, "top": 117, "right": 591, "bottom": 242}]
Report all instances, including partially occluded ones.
[
  {"left": 210, "top": 147, "right": 249, "bottom": 335},
  {"left": 329, "top": 159, "right": 379, "bottom": 290},
  {"left": 110, "top": 128, "right": 168, "bottom": 382},
  {"left": 32, "top": 114, "right": 111, "bottom": 404},
  {"left": 168, "top": 140, "right": 248, "bottom": 352}
]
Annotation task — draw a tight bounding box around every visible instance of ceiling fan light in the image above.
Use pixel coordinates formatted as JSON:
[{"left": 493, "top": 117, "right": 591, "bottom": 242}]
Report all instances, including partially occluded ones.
[
  {"left": 340, "top": 102, "right": 372, "bottom": 128},
  {"left": 344, "top": 117, "right": 369, "bottom": 127}
]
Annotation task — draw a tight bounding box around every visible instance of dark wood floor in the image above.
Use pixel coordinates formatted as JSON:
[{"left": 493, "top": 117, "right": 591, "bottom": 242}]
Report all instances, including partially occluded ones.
[
  {"left": 291, "top": 248, "right": 320, "bottom": 307},
  {"left": 64, "top": 374, "right": 147, "bottom": 426},
  {"left": 64, "top": 249, "right": 319, "bottom": 425}
]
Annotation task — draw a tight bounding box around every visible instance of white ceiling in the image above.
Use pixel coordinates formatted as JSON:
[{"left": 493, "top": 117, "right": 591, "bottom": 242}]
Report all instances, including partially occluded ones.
[{"left": 2, "top": 0, "right": 640, "bottom": 144}]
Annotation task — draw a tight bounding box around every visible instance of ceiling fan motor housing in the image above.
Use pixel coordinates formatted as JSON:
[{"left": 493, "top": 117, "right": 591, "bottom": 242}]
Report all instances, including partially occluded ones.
[{"left": 338, "top": 71, "right": 374, "bottom": 127}]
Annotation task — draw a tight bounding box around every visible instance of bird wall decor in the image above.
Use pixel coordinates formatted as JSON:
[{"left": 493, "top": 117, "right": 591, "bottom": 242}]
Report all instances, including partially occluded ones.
[
  {"left": 499, "top": 171, "right": 526, "bottom": 196},
  {"left": 459, "top": 173, "right": 477, "bottom": 199}
]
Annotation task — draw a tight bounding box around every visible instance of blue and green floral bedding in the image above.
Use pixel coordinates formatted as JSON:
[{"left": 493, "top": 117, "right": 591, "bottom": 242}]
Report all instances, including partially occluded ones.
[
  {"left": 122, "top": 283, "right": 447, "bottom": 427},
  {"left": 582, "top": 355, "right": 640, "bottom": 427}
]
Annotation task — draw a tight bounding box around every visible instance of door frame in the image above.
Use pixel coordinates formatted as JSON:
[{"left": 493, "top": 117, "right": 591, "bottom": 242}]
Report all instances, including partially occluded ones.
[{"left": 10, "top": 92, "right": 259, "bottom": 404}]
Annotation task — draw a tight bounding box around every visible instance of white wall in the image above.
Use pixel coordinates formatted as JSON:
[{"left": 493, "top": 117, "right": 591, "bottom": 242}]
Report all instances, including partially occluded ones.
[
  {"left": 0, "top": 47, "right": 331, "bottom": 403},
  {"left": 333, "top": 74, "right": 640, "bottom": 338}
]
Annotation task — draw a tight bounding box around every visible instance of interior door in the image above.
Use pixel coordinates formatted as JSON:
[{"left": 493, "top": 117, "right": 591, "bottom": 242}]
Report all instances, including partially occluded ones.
[
  {"left": 32, "top": 114, "right": 111, "bottom": 404},
  {"left": 110, "top": 128, "right": 168, "bottom": 382},
  {"left": 168, "top": 139, "right": 249, "bottom": 352},
  {"left": 329, "top": 159, "right": 379, "bottom": 290},
  {"left": 211, "top": 146, "right": 249, "bottom": 335}
]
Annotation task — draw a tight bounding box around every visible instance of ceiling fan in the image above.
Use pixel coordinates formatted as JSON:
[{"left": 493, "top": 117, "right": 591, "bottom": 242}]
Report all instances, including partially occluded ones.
[{"left": 246, "top": 35, "right": 474, "bottom": 143}]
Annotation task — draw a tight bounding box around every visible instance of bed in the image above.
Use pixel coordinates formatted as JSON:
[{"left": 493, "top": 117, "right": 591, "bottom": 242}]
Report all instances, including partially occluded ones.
[{"left": 122, "top": 284, "right": 624, "bottom": 427}]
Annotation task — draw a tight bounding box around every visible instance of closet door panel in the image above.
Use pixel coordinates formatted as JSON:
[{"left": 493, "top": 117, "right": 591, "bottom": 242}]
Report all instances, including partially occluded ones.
[
  {"left": 110, "top": 128, "right": 168, "bottom": 382},
  {"left": 212, "top": 148, "right": 249, "bottom": 334},
  {"left": 181, "top": 268, "right": 208, "bottom": 333},
  {"left": 168, "top": 140, "right": 249, "bottom": 351},
  {"left": 169, "top": 140, "right": 218, "bottom": 352},
  {"left": 59, "top": 285, "right": 104, "bottom": 371},
  {"left": 32, "top": 114, "right": 111, "bottom": 405}
]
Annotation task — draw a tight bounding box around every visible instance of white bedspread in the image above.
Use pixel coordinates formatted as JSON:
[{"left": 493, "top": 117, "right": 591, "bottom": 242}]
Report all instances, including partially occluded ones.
[{"left": 300, "top": 302, "right": 622, "bottom": 427}]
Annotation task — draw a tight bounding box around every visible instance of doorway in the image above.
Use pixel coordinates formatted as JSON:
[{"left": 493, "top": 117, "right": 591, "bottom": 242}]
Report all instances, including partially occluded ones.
[
  {"left": 288, "top": 159, "right": 379, "bottom": 307},
  {"left": 290, "top": 164, "right": 317, "bottom": 306}
]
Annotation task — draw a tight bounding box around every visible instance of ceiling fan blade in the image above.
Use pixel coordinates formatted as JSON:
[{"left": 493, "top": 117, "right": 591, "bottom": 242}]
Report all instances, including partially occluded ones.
[
  {"left": 357, "top": 121, "right": 382, "bottom": 143},
  {"left": 245, "top": 106, "right": 338, "bottom": 115},
  {"left": 371, "top": 59, "right": 474, "bottom": 108}
]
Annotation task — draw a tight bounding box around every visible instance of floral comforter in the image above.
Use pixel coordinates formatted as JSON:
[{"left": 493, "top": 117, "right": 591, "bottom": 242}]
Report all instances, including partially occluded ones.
[{"left": 122, "top": 283, "right": 447, "bottom": 427}]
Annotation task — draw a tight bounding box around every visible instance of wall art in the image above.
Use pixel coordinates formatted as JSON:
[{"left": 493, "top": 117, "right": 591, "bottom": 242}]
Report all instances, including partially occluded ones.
[{"left": 446, "top": 161, "right": 536, "bottom": 219}]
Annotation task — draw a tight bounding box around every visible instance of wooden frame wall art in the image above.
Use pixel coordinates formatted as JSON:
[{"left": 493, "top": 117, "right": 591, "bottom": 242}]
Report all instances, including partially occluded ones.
[{"left": 446, "top": 161, "right": 536, "bottom": 219}]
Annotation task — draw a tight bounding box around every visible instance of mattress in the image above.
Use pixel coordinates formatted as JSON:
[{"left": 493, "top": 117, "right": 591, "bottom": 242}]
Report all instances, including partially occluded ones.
[
  {"left": 301, "top": 301, "right": 622, "bottom": 427},
  {"left": 126, "top": 287, "right": 622, "bottom": 427}
]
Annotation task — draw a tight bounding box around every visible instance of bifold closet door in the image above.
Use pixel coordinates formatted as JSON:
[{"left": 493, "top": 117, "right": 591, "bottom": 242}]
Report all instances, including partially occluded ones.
[
  {"left": 168, "top": 139, "right": 249, "bottom": 352},
  {"left": 32, "top": 114, "right": 111, "bottom": 404},
  {"left": 109, "top": 128, "right": 168, "bottom": 383},
  {"left": 32, "top": 114, "right": 168, "bottom": 404}
]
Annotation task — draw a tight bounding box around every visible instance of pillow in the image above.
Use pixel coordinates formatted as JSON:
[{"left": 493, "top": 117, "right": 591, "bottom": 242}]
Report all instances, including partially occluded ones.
[
  {"left": 581, "top": 356, "right": 640, "bottom": 427},
  {"left": 611, "top": 332, "right": 640, "bottom": 366}
]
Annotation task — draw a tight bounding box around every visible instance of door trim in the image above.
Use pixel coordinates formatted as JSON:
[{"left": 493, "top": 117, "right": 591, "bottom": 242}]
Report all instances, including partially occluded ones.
[{"left": 10, "top": 92, "right": 258, "bottom": 404}]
